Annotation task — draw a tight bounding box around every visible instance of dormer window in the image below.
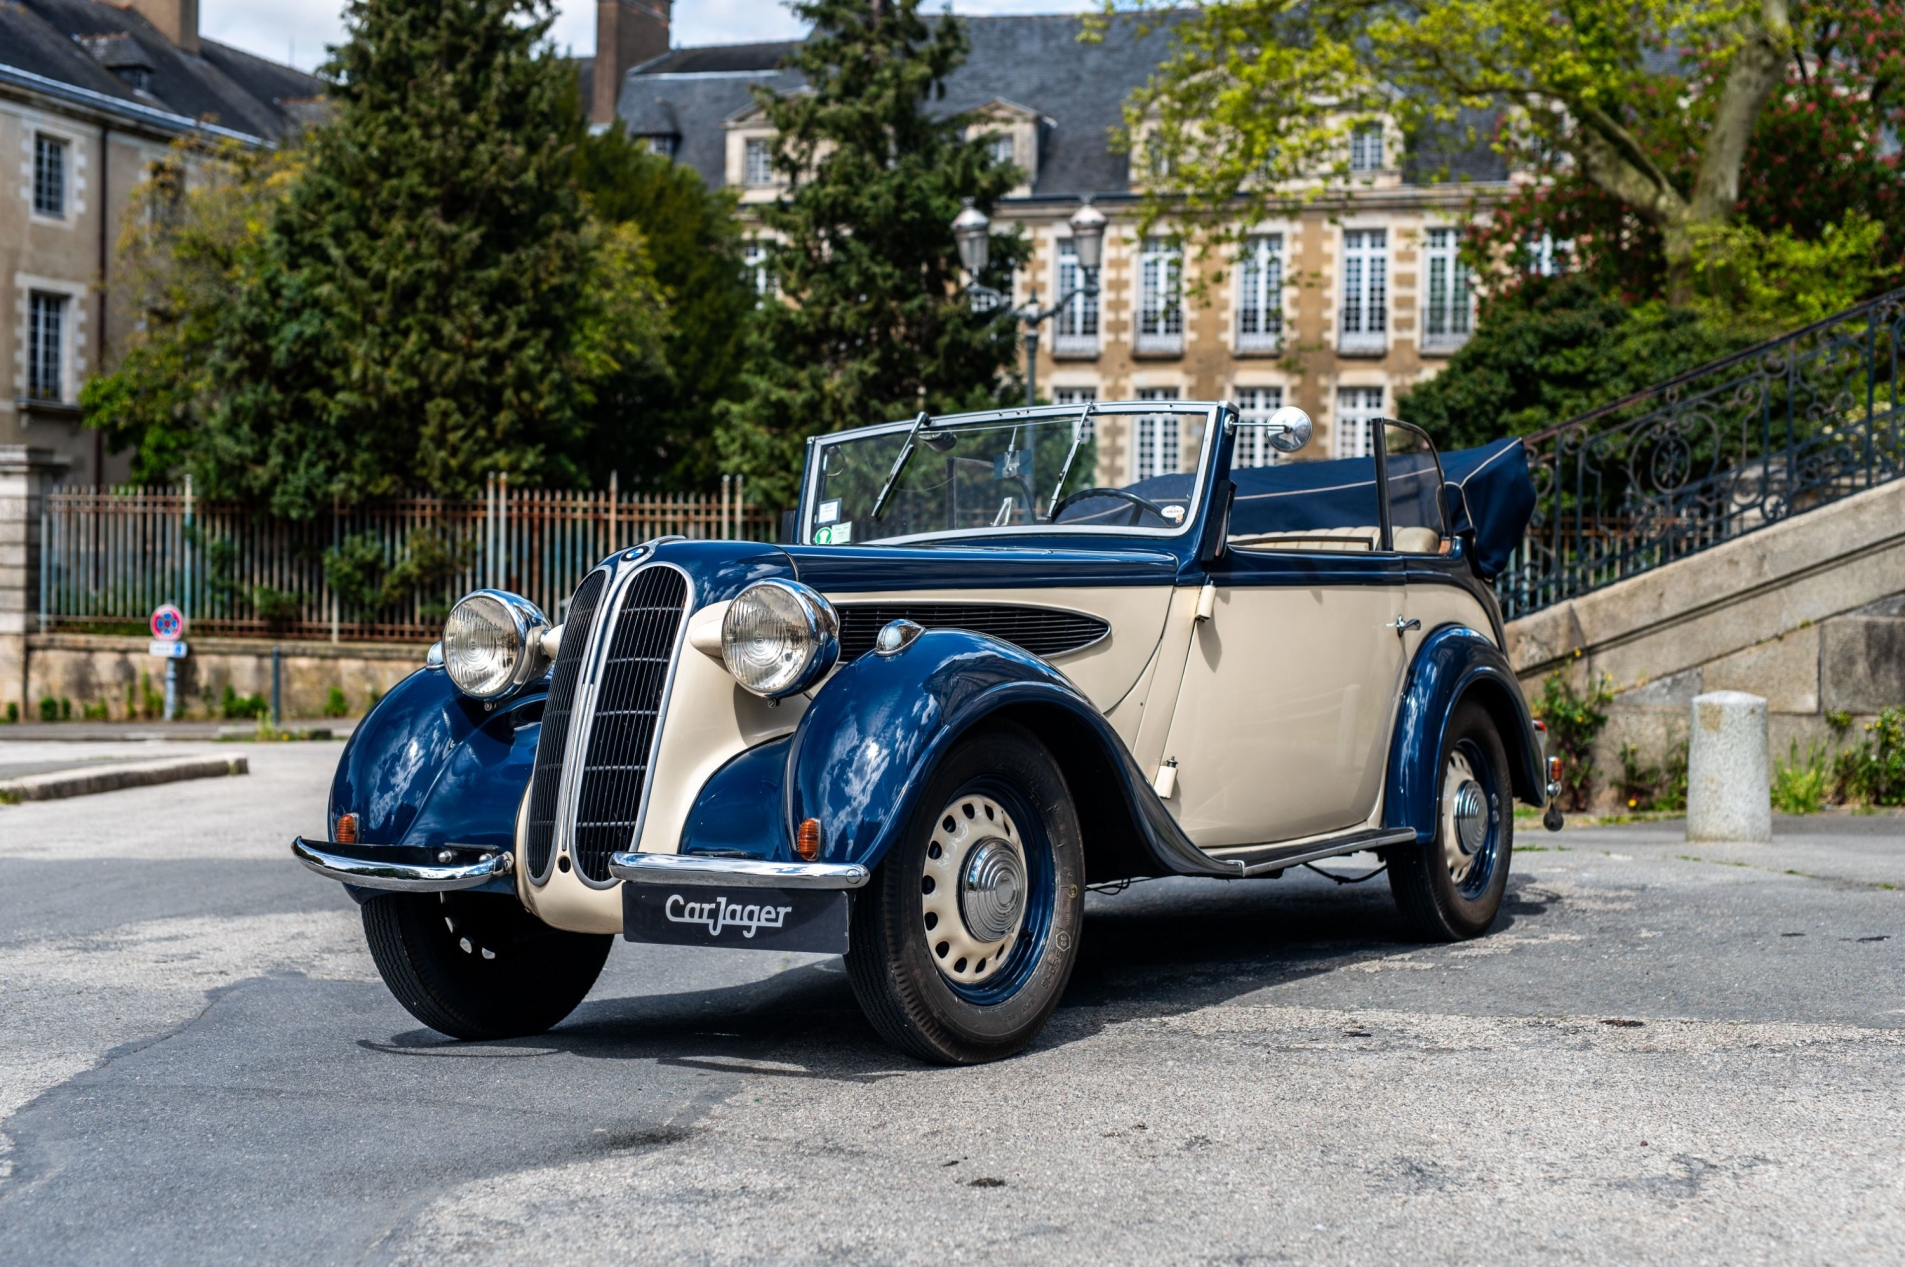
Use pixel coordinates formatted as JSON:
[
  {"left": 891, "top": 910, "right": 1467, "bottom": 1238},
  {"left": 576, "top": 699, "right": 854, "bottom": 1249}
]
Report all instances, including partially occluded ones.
[
  {"left": 118, "top": 65, "right": 152, "bottom": 91},
  {"left": 987, "top": 133, "right": 1015, "bottom": 168},
  {"left": 1349, "top": 124, "right": 1384, "bottom": 172},
  {"left": 744, "top": 137, "right": 775, "bottom": 186},
  {"left": 646, "top": 135, "right": 677, "bottom": 159}
]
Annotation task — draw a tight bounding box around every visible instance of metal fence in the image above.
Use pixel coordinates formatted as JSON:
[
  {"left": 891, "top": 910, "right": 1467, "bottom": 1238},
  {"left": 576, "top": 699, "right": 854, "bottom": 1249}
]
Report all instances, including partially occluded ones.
[
  {"left": 40, "top": 474, "right": 773, "bottom": 642},
  {"left": 1498, "top": 287, "right": 1905, "bottom": 619}
]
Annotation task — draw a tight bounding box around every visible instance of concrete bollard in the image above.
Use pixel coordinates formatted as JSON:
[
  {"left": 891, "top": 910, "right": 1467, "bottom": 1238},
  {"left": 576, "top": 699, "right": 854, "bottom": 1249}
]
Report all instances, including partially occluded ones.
[{"left": 1686, "top": 690, "right": 1772, "bottom": 842}]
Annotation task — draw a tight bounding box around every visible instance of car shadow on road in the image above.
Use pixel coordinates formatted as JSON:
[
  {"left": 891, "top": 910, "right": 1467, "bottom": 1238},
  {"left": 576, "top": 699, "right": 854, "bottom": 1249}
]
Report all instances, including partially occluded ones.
[{"left": 429, "top": 872, "right": 1553, "bottom": 1075}]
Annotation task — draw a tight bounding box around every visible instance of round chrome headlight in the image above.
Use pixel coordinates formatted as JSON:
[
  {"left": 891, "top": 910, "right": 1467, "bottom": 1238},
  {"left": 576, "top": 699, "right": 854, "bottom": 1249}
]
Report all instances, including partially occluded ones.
[
  {"left": 721, "top": 580, "right": 839, "bottom": 699},
  {"left": 442, "top": 590, "right": 551, "bottom": 700}
]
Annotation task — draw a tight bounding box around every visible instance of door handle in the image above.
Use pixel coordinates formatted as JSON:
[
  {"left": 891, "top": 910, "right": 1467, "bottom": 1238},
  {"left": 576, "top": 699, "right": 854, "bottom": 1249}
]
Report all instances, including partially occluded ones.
[{"left": 1393, "top": 616, "right": 1421, "bottom": 637}]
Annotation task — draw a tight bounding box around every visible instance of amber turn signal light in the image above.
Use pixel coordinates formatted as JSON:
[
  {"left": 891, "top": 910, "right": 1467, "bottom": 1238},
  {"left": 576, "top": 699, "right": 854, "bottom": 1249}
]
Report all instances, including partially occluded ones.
[
  {"left": 1548, "top": 756, "right": 1564, "bottom": 783},
  {"left": 795, "top": 818, "right": 821, "bottom": 861},
  {"left": 335, "top": 813, "right": 358, "bottom": 844}
]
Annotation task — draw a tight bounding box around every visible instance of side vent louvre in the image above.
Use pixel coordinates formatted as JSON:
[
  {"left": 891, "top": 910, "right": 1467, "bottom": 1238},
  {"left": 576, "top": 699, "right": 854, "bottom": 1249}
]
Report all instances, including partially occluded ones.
[
  {"left": 836, "top": 603, "right": 1109, "bottom": 662},
  {"left": 525, "top": 569, "right": 608, "bottom": 880},
  {"left": 571, "top": 567, "right": 689, "bottom": 883}
]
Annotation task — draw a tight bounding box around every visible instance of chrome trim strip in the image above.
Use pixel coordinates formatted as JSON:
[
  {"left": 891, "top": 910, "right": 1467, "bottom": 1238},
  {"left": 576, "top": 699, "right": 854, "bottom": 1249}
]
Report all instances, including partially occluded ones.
[
  {"left": 542, "top": 562, "right": 635, "bottom": 884},
  {"left": 292, "top": 837, "right": 515, "bottom": 893},
  {"left": 609, "top": 852, "right": 871, "bottom": 890},
  {"left": 1217, "top": 827, "right": 1419, "bottom": 877},
  {"left": 607, "top": 562, "right": 696, "bottom": 888}
]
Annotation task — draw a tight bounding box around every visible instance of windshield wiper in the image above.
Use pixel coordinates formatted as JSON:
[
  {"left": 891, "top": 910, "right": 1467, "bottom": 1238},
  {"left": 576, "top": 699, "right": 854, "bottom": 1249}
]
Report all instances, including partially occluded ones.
[
  {"left": 870, "top": 411, "right": 931, "bottom": 521},
  {"left": 1045, "top": 402, "right": 1095, "bottom": 521}
]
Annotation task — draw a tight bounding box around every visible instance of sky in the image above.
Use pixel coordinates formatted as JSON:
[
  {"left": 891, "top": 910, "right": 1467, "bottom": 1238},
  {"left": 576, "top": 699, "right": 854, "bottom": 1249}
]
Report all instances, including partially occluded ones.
[{"left": 200, "top": 0, "right": 1094, "bottom": 74}]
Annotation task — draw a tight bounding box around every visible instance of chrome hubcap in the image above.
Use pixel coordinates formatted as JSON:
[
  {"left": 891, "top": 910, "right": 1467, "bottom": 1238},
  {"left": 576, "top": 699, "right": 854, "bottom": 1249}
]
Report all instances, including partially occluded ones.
[
  {"left": 1441, "top": 751, "right": 1490, "bottom": 884},
  {"left": 921, "top": 793, "right": 1027, "bottom": 985}
]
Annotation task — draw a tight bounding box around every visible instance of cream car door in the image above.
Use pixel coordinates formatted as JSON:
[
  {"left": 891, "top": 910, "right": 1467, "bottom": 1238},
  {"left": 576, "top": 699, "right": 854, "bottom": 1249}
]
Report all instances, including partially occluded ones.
[{"left": 1151, "top": 550, "right": 1411, "bottom": 849}]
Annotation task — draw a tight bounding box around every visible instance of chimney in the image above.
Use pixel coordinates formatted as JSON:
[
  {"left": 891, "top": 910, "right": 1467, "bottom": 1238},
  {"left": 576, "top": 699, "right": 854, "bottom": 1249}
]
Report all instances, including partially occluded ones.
[
  {"left": 593, "top": 0, "right": 670, "bottom": 127},
  {"left": 125, "top": 0, "right": 200, "bottom": 54}
]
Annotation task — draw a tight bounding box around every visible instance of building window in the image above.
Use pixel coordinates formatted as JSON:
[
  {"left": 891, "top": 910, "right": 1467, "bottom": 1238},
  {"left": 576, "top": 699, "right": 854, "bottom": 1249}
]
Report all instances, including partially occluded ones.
[
  {"left": 1422, "top": 228, "right": 1473, "bottom": 353},
  {"left": 1233, "top": 387, "right": 1286, "bottom": 468},
  {"left": 34, "top": 134, "right": 68, "bottom": 217},
  {"left": 1527, "top": 233, "right": 1573, "bottom": 277},
  {"left": 1053, "top": 387, "right": 1099, "bottom": 484},
  {"left": 986, "top": 132, "right": 1016, "bottom": 168},
  {"left": 743, "top": 137, "right": 775, "bottom": 186},
  {"left": 1136, "top": 237, "right": 1184, "bottom": 355},
  {"left": 1236, "top": 234, "right": 1283, "bottom": 353},
  {"left": 1054, "top": 240, "right": 1099, "bottom": 356},
  {"left": 1336, "top": 386, "right": 1384, "bottom": 459},
  {"left": 646, "top": 135, "right": 677, "bottom": 159},
  {"left": 1135, "top": 388, "right": 1182, "bottom": 480},
  {"left": 28, "top": 292, "right": 68, "bottom": 401},
  {"left": 1340, "top": 229, "right": 1387, "bottom": 354},
  {"left": 742, "top": 240, "right": 772, "bottom": 298},
  {"left": 1349, "top": 124, "right": 1384, "bottom": 172}
]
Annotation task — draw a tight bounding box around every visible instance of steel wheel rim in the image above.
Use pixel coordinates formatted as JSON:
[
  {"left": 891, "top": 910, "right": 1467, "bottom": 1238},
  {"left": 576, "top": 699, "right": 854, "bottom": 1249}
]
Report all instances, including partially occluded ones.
[
  {"left": 921, "top": 793, "right": 1029, "bottom": 987},
  {"left": 1440, "top": 744, "right": 1499, "bottom": 895}
]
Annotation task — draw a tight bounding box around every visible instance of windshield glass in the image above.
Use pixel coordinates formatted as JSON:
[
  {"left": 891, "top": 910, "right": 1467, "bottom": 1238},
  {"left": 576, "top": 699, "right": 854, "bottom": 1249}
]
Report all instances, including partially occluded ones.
[{"left": 803, "top": 403, "right": 1212, "bottom": 545}]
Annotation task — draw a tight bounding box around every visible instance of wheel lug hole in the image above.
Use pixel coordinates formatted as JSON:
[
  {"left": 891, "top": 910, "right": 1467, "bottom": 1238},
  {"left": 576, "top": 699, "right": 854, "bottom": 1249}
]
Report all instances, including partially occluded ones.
[
  {"left": 921, "top": 876, "right": 936, "bottom": 895},
  {"left": 936, "top": 941, "right": 950, "bottom": 958},
  {"left": 924, "top": 911, "right": 938, "bottom": 930}
]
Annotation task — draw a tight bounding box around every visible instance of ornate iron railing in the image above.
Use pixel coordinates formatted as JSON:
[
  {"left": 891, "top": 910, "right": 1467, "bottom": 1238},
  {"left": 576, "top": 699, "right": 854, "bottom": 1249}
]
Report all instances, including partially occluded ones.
[{"left": 1497, "top": 287, "right": 1905, "bottom": 619}]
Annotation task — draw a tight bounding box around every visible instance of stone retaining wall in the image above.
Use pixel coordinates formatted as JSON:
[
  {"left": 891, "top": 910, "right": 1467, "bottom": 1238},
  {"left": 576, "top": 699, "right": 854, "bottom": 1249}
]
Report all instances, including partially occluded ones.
[{"left": 16, "top": 633, "right": 427, "bottom": 723}]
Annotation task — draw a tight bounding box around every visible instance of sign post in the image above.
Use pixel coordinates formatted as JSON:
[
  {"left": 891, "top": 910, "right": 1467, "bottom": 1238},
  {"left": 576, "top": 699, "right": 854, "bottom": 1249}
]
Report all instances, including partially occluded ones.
[{"left": 149, "top": 604, "right": 187, "bottom": 722}]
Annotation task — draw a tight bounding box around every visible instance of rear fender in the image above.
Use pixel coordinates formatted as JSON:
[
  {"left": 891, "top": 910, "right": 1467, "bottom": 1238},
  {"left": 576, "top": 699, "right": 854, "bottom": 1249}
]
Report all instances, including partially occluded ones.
[
  {"left": 780, "top": 628, "right": 1230, "bottom": 881},
  {"left": 328, "top": 666, "right": 543, "bottom": 898},
  {"left": 1383, "top": 624, "right": 1545, "bottom": 844}
]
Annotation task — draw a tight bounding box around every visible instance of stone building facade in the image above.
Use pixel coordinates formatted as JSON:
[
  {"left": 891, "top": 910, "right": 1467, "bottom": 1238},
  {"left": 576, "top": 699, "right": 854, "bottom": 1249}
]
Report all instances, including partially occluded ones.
[{"left": 591, "top": 5, "right": 1507, "bottom": 478}]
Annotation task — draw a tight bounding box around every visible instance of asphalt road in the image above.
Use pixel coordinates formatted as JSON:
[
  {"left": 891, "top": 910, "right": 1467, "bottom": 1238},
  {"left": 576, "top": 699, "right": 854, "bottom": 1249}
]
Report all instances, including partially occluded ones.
[{"left": 2, "top": 742, "right": 1901, "bottom": 1265}]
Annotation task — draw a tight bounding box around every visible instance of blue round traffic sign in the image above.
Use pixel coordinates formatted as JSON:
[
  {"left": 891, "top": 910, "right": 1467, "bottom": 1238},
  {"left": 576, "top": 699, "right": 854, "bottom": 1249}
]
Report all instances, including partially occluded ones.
[{"left": 150, "top": 604, "right": 185, "bottom": 642}]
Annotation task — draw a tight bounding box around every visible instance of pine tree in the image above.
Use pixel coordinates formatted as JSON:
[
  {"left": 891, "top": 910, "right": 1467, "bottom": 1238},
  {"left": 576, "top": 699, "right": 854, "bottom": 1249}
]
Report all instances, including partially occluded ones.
[
  {"left": 716, "top": 0, "right": 1027, "bottom": 510},
  {"left": 105, "top": 0, "right": 663, "bottom": 516}
]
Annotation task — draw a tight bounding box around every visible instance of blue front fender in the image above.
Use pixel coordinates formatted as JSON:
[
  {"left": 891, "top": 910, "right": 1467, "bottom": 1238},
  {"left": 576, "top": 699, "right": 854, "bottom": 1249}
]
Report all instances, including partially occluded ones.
[
  {"left": 765, "top": 628, "right": 1225, "bottom": 881},
  {"left": 328, "top": 666, "right": 544, "bottom": 896},
  {"left": 1383, "top": 624, "right": 1546, "bottom": 844}
]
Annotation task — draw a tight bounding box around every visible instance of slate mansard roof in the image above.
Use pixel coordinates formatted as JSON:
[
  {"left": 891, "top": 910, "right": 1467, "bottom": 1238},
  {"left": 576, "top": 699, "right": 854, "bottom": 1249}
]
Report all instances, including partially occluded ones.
[
  {"left": 616, "top": 14, "right": 1509, "bottom": 199},
  {"left": 0, "top": 0, "right": 323, "bottom": 142}
]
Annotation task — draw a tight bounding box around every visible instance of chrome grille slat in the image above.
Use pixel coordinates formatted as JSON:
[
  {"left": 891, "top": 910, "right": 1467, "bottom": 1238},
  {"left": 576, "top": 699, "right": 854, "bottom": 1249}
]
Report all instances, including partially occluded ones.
[
  {"left": 570, "top": 567, "right": 689, "bottom": 884},
  {"left": 525, "top": 569, "right": 609, "bottom": 880}
]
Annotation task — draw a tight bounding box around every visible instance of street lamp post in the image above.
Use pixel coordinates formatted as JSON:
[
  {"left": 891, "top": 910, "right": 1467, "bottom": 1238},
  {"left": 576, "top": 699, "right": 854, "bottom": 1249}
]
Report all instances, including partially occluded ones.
[{"left": 954, "top": 198, "right": 1106, "bottom": 408}]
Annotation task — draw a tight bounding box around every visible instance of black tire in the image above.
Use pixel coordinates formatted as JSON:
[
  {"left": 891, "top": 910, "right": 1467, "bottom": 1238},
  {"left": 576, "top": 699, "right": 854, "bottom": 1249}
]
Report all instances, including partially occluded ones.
[
  {"left": 1387, "top": 700, "right": 1514, "bottom": 941},
  {"left": 361, "top": 891, "right": 612, "bottom": 1040},
  {"left": 845, "top": 722, "right": 1086, "bottom": 1065}
]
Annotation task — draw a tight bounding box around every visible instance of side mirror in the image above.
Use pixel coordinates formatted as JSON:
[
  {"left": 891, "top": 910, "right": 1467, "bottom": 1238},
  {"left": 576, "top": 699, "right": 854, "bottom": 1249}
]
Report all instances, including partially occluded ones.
[{"left": 1266, "top": 406, "right": 1313, "bottom": 454}]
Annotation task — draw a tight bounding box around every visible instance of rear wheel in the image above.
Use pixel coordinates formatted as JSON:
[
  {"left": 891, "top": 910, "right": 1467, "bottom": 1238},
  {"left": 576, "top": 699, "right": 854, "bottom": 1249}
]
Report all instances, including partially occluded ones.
[
  {"left": 845, "top": 722, "right": 1085, "bottom": 1065},
  {"left": 1387, "top": 700, "right": 1513, "bottom": 941},
  {"left": 362, "top": 891, "right": 612, "bottom": 1040}
]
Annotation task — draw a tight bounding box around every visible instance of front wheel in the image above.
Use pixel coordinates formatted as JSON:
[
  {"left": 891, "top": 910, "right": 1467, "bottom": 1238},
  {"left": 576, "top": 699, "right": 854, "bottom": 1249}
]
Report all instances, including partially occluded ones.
[
  {"left": 1387, "top": 700, "right": 1514, "bottom": 940},
  {"left": 845, "top": 722, "right": 1085, "bottom": 1064},
  {"left": 362, "top": 891, "right": 612, "bottom": 1040}
]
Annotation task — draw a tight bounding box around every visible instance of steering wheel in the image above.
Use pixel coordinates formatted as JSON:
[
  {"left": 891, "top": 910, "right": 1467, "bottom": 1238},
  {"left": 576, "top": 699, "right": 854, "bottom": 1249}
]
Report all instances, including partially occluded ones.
[{"left": 1048, "top": 486, "right": 1172, "bottom": 525}]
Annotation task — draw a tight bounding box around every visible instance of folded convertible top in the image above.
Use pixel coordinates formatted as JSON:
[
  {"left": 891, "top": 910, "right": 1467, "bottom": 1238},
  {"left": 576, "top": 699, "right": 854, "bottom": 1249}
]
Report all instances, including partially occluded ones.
[{"left": 1113, "top": 438, "right": 1536, "bottom": 580}]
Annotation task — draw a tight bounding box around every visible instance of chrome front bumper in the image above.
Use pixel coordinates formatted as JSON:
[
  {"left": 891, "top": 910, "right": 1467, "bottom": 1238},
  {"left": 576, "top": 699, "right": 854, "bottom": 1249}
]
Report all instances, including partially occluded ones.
[
  {"left": 292, "top": 837, "right": 516, "bottom": 893},
  {"left": 608, "top": 852, "right": 870, "bottom": 890}
]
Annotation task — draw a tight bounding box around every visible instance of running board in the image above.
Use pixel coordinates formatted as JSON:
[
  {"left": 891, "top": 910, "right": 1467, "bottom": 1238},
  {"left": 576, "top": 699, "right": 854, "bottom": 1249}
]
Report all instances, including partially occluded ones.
[{"left": 1207, "top": 827, "right": 1419, "bottom": 878}]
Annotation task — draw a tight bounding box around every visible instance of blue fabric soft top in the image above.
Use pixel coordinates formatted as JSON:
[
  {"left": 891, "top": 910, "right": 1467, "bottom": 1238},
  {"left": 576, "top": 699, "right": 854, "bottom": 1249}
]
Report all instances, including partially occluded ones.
[{"left": 1069, "top": 438, "right": 1535, "bottom": 579}]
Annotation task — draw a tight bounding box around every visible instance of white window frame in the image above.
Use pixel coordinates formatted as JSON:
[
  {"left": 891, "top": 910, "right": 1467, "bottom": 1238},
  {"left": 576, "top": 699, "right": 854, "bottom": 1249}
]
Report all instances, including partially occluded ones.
[
  {"left": 986, "top": 132, "right": 1016, "bottom": 168},
  {"left": 1339, "top": 228, "right": 1388, "bottom": 355},
  {"left": 743, "top": 137, "right": 775, "bottom": 187},
  {"left": 1134, "top": 387, "right": 1182, "bottom": 480},
  {"left": 1335, "top": 385, "right": 1384, "bottom": 459},
  {"left": 742, "top": 240, "right": 773, "bottom": 298},
  {"left": 1232, "top": 386, "right": 1286, "bottom": 468},
  {"left": 32, "top": 132, "right": 70, "bottom": 220},
  {"left": 1349, "top": 124, "right": 1384, "bottom": 173},
  {"left": 1422, "top": 227, "right": 1474, "bottom": 354},
  {"left": 27, "top": 290, "right": 70, "bottom": 402},
  {"left": 1136, "top": 238, "right": 1184, "bottom": 356},
  {"left": 1235, "top": 234, "right": 1284, "bottom": 354},
  {"left": 646, "top": 135, "right": 677, "bottom": 159},
  {"left": 1053, "top": 239, "right": 1099, "bottom": 357}
]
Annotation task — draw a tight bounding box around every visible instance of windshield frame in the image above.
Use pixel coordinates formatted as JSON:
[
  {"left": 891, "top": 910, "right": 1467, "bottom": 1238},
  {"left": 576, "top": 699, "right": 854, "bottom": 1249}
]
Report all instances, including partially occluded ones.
[{"left": 796, "top": 400, "right": 1225, "bottom": 548}]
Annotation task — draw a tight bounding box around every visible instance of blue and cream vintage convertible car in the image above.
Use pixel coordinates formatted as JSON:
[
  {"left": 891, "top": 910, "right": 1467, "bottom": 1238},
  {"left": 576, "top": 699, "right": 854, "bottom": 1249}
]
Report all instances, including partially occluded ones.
[{"left": 293, "top": 399, "right": 1560, "bottom": 1064}]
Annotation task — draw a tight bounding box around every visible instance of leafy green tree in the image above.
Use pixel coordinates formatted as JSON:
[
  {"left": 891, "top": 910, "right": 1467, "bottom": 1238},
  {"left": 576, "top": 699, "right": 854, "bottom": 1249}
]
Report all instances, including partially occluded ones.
[
  {"left": 716, "top": 0, "right": 1029, "bottom": 509},
  {"left": 87, "top": 0, "right": 667, "bottom": 516},
  {"left": 576, "top": 126, "right": 755, "bottom": 491},
  {"left": 1110, "top": 0, "right": 1810, "bottom": 301}
]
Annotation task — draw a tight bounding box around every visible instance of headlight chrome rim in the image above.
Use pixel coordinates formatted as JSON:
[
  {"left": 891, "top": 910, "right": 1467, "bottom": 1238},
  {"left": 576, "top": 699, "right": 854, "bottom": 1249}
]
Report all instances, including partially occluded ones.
[
  {"left": 720, "top": 580, "right": 840, "bottom": 699},
  {"left": 441, "top": 590, "right": 552, "bottom": 701}
]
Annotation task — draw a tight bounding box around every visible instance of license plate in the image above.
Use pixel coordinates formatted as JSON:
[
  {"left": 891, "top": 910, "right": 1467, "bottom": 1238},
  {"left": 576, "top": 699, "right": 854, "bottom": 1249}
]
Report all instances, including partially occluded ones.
[{"left": 621, "top": 884, "right": 851, "bottom": 954}]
